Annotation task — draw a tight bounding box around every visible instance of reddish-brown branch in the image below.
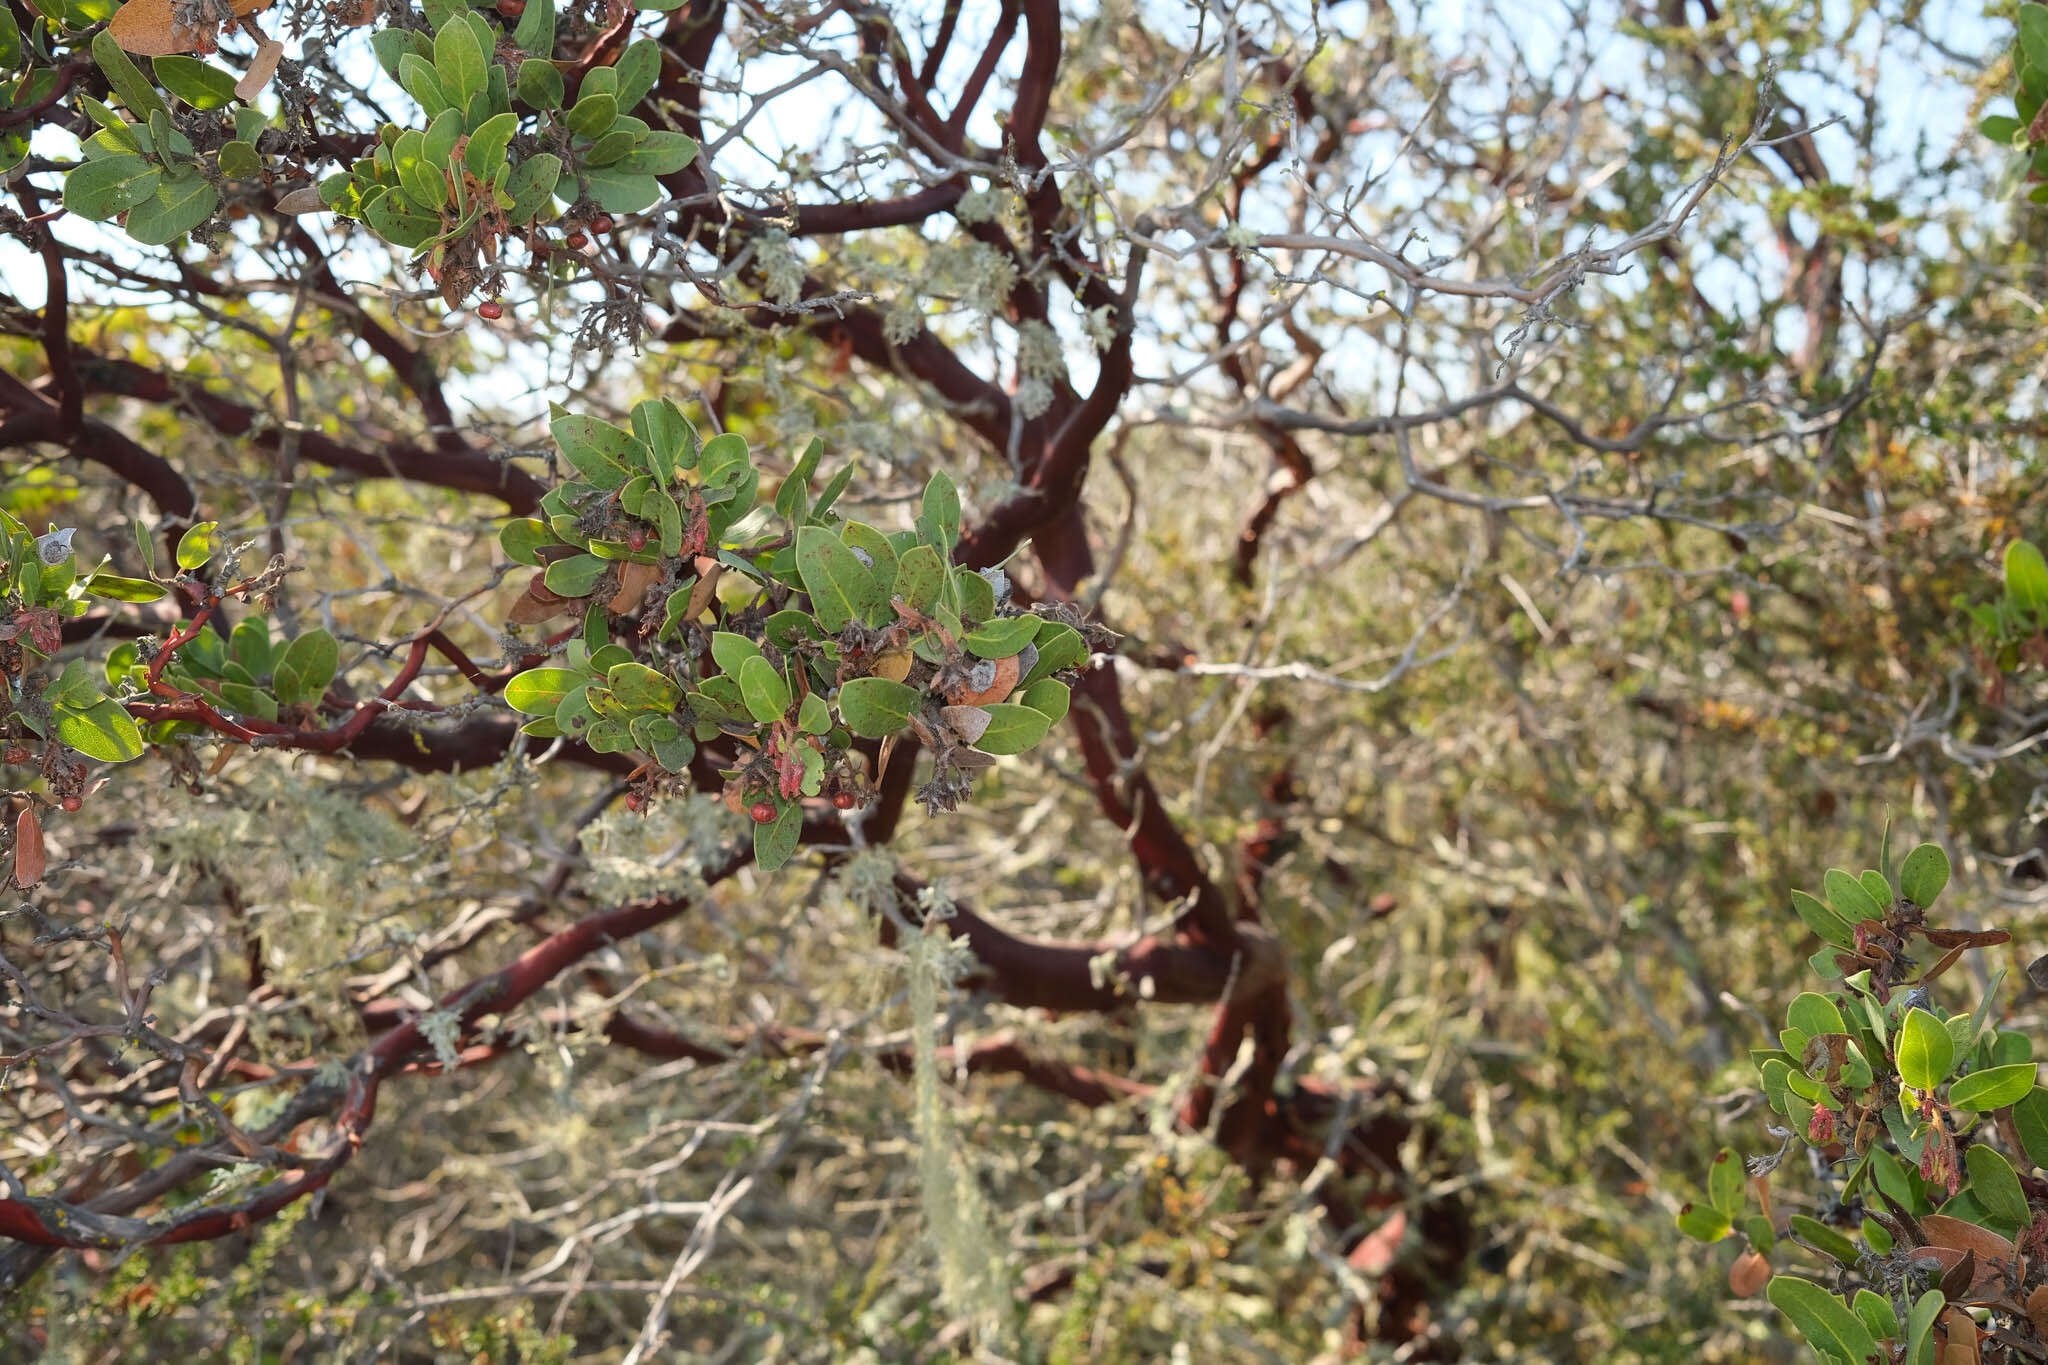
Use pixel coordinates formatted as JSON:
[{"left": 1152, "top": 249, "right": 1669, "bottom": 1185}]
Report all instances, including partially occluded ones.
[
  {"left": 69, "top": 356, "right": 546, "bottom": 513},
  {"left": 0, "top": 862, "right": 737, "bottom": 1250}
]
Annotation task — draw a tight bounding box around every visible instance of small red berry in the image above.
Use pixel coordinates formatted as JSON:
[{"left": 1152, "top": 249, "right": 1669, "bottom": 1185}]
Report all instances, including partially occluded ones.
[
  {"left": 590, "top": 214, "right": 614, "bottom": 235},
  {"left": 625, "top": 792, "right": 645, "bottom": 813},
  {"left": 61, "top": 796, "right": 81, "bottom": 812},
  {"left": 626, "top": 528, "right": 648, "bottom": 551},
  {"left": 478, "top": 300, "right": 504, "bottom": 320},
  {"left": 832, "top": 791, "right": 856, "bottom": 810},
  {"left": 749, "top": 801, "right": 777, "bottom": 823},
  {"left": 566, "top": 231, "right": 589, "bottom": 251},
  {"left": 497, "top": 0, "right": 524, "bottom": 13}
]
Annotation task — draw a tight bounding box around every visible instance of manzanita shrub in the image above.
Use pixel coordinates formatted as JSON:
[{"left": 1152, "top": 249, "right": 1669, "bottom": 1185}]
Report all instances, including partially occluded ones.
[
  {"left": 1981, "top": 3, "right": 2048, "bottom": 201},
  {"left": 1, "top": 401, "right": 1086, "bottom": 884},
  {"left": 43, "top": 0, "right": 692, "bottom": 303},
  {"left": 493, "top": 398, "right": 1088, "bottom": 869},
  {"left": 1679, "top": 834, "right": 2048, "bottom": 1362}
]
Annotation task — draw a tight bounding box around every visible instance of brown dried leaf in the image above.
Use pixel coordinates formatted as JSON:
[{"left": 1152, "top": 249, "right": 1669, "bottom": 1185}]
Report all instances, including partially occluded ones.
[
  {"left": 12, "top": 807, "right": 45, "bottom": 888},
  {"left": 1727, "top": 1247, "right": 1770, "bottom": 1298},
  {"left": 1923, "top": 928, "right": 2011, "bottom": 950},
  {"left": 608, "top": 560, "right": 661, "bottom": 615},
  {"left": 939, "top": 705, "right": 991, "bottom": 745},
  {"left": 109, "top": 0, "right": 272, "bottom": 56},
  {"left": 234, "top": 37, "right": 284, "bottom": 101},
  {"left": 1937, "top": 1305, "right": 1981, "bottom": 1365},
  {"left": 1920, "top": 1214, "right": 2018, "bottom": 1263}
]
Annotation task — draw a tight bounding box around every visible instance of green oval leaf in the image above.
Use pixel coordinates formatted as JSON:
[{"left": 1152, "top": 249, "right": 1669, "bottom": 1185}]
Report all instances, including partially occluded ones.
[
  {"left": 891, "top": 544, "right": 944, "bottom": 613},
  {"left": 544, "top": 553, "right": 607, "bottom": 597},
  {"left": 1965, "top": 1143, "right": 2030, "bottom": 1225},
  {"left": 794, "top": 526, "right": 880, "bottom": 632},
  {"left": 1949, "top": 1063, "right": 2039, "bottom": 1112},
  {"left": 1900, "top": 843, "right": 1950, "bottom": 908},
  {"left": 504, "top": 667, "right": 582, "bottom": 715},
  {"left": 152, "top": 55, "right": 238, "bottom": 109},
  {"left": 125, "top": 169, "right": 220, "bottom": 246},
  {"left": 738, "top": 655, "right": 790, "bottom": 723},
  {"left": 499, "top": 518, "right": 553, "bottom": 566},
  {"left": 63, "top": 153, "right": 161, "bottom": 220},
  {"left": 1897, "top": 1007, "right": 1956, "bottom": 1092},
  {"left": 1674, "top": 1201, "right": 1730, "bottom": 1242},
  {"left": 962, "top": 615, "right": 1040, "bottom": 660},
  {"left": 1786, "top": 992, "right": 1846, "bottom": 1039},
  {"left": 1790, "top": 889, "right": 1857, "bottom": 949},
  {"left": 82, "top": 571, "right": 166, "bottom": 603},
  {"left": 1824, "top": 867, "right": 1884, "bottom": 925},
  {"left": 973, "top": 702, "right": 1052, "bottom": 755},
  {"left": 175, "top": 520, "right": 219, "bottom": 570},
  {"left": 836, "top": 676, "right": 919, "bottom": 738},
  {"left": 273, "top": 628, "right": 339, "bottom": 707},
  {"left": 1706, "top": 1147, "right": 1744, "bottom": 1218},
  {"left": 53, "top": 697, "right": 145, "bottom": 763},
  {"left": 2006, "top": 539, "right": 2048, "bottom": 618},
  {"left": 753, "top": 798, "right": 801, "bottom": 871}
]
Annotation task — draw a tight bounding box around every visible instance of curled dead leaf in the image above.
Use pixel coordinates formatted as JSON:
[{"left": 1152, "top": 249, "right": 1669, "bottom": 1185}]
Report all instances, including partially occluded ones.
[
  {"left": 608, "top": 560, "right": 662, "bottom": 615},
  {"left": 939, "top": 705, "right": 991, "bottom": 745},
  {"left": 945, "top": 651, "right": 1020, "bottom": 706},
  {"left": 109, "top": 0, "right": 272, "bottom": 56},
  {"left": 274, "top": 185, "right": 326, "bottom": 215},
  {"left": 506, "top": 571, "right": 580, "bottom": 625},
  {"left": 235, "top": 37, "right": 284, "bottom": 102},
  {"left": 2027, "top": 1283, "right": 2048, "bottom": 1339},
  {"left": 12, "top": 807, "right": 46, "bottom": 888},
  {"left": 1727, "top": 1248, "right": 1770, "bottom": 1298},
  {"left": 1936, "top": 1305, "right": 1981, "bottom": 1365},
  {"left": 869, "top": 647, "right": 912, "bottom": 683}
]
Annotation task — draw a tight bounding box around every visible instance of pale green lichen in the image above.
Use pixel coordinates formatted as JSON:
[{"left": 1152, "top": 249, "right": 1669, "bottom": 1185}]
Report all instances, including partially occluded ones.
[
  {"left": 905, "top": 918, "right": 1012, "bottom": 1342},
  {"left": 576, "top": 798, "right": 722, "bottom": 905}
]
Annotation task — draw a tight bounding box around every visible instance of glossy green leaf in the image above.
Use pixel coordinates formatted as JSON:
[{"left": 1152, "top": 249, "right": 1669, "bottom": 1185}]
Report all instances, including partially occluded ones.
[
  {"left": 891, "top": 544, "right": 944, "bottom": 613},
  {"left": 92, "top": 30, "right": 167, "bottom": 121},
  {"left": 465, "top": 110, "right": 516, "bottom": 178},
  {"left": 1785, "top": 1216, "right": 1858, "bottom": 1267},
  {"left": 709, "top": 631, "right": 764, "bottom": 676},
  {"left": 63, "top": 153, "right": 160, "bottom": 219},
  {"left": 175, "top": 521, "right": 219, "bottom": 570},
  {"left": 1897, "top": 1008, "right": 1955, "bottom": 1092},
  {"left": 2006, "top": 539, "right": 2048, "bottom": 618},
  {"left": 152, "top": 55, "right": 236, "bottom": 109},
  {"left": 1900, "top": 843, "right": 1950, "bottom": 908},
  {"left": 433, "top": 13, "right": 487, "bottom": 105},
  {"left": 1824, "top": 867, "right": 1884, "bottom": 925},
  {"left": 615, "top": 130, "right": 699, "bottom": 175},
  {"left": 583, "top": 165, "right": 661, "bottom": 214},
  {"left": 1964, "top": 1143, "right": 2029, "bottom": 1225},
  {"left": 81, "top": 571, "right": 166, "bottom": 602},
  {"left": 1790, "top": 889, "right": 1857, "bottom": 949},
  {"left": 273, "top": 628, "right": 339, "bottom": 706},
  {"left": 1674, "top": 1201, "right": 1730, "bottom": 1241},
  {"left": 1018, "top": 677, "right": 1069, "bottom": 724},
  {"left": 53, "top": 697, "right": 145, "bottom": 763},
  {"left": 551, "top": 413, "right": 643, "bottom": 489},
  {"left": 918, "top": 469, "right": 960, "bottom": 554},
  {"left": 1787, "top": 992, "right": 1846, "bottom": 1039},
  {"left": 836, "top": 677, "right": 919, "bottom": 738},
  {"left": 962, "top": 615, "right": 1040, "bottom": 660},
  {"left": 794, "top": 526, "right": 880, "bottom": 632},
  {"left": 753, "top": 798, "right": 801, "bottom": 871},
  {"left": 972, "top": 702, "right": 1051, "bottom": 755},
  {"left": 1706, "top": 1147, "right": 1744, "bottom": 1218},
  {"left": 1906, "top": 1288, "right": 1944, "bottom": 1365},
  {"left": 1024, "top": 621, "right": 1088, "bottom": 684},
  {"left": 565, "top": 90, "right": 616, "bottom": 139},
  {"left": 124, "top": 169, "right": 219, "bottom": 246},
  {"left": 513, "top": 0, "right": 555, "bottom": 56},
  {"left": 797, "top": 691, "right": 830, "bottom": 735},
  {"left": 500, "top": 518, "right": 553, "bottom": 565},
  {"left": 1948, "top": 1063, "right": 2038, "bottom": 1112},
  {"left": 544, "top": 553, "right": 607, "bottom": 597},
  {"left": 504, "top": 667, "right": 582, "bottom": 715},
  {"left": 738, "top": 655, "right": 790, "bottom": 723}
]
